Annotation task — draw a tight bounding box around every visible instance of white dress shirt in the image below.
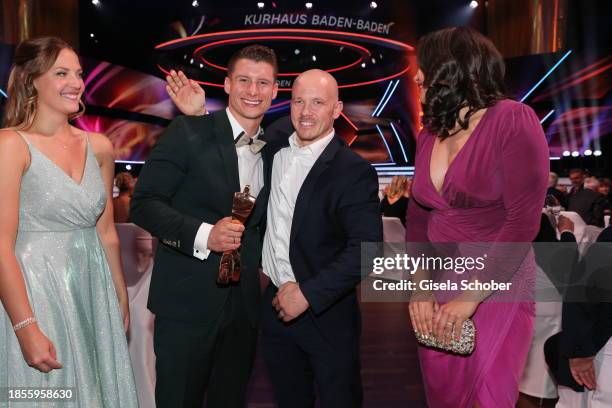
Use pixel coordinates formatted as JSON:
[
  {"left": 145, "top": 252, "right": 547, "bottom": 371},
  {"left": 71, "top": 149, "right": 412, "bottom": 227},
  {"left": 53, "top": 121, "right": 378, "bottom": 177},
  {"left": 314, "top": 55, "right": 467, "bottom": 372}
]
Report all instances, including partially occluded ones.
[
  {"left": 262, "top": 130, "right": 335, "bottom": 287},
  {"left": 193, "top": 108, "right": 264, "bottom": 260}
]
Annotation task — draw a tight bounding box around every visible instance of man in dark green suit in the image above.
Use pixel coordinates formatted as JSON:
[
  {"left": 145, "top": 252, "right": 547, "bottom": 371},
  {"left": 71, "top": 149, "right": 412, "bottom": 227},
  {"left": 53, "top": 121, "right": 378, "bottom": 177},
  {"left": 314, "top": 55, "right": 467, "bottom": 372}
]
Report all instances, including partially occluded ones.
[{"left": 130, "top": 45, "right": 278, "bottom": 408}]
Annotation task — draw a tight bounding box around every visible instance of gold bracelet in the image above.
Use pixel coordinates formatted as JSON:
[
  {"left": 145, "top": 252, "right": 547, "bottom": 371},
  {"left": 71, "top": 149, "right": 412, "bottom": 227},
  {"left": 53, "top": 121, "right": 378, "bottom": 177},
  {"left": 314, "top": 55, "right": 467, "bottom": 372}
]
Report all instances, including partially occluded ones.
[{"left": 13, "top": 316, "right": 37, "bottom": 332}]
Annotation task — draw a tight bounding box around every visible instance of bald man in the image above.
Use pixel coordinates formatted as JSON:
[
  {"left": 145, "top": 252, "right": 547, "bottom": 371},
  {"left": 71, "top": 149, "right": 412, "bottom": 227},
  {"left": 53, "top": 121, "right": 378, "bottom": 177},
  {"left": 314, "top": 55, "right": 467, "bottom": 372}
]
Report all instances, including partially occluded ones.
[{"left": 260, "top": 70, "right": 382, "bottom": 407}]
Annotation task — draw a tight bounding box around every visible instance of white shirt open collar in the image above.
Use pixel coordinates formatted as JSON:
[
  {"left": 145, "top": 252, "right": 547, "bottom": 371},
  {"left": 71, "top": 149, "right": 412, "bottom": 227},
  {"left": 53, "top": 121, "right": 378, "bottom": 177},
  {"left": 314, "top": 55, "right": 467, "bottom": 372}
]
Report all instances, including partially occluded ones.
[
  {"left": 226, "top": 107, "right": 263, "bottom": 140},
  {"left": 288, "top": 129, "right": 335, "bottom": 158}
]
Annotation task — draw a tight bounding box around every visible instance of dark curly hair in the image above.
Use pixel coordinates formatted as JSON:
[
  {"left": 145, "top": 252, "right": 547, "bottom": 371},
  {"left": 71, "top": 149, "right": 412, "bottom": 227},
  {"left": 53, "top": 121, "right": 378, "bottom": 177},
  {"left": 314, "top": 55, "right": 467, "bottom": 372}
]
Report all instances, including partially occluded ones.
[{"left": 418, "top": 27, "right": 506, "bottom": 139}]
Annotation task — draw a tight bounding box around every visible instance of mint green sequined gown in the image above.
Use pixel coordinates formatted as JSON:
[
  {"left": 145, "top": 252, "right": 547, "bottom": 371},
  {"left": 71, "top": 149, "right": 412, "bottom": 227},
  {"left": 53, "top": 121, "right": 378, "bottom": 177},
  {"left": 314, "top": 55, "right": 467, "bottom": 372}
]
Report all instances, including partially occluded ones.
[{"left": 0, "top": 133, "right": 138, "bottom": 407}]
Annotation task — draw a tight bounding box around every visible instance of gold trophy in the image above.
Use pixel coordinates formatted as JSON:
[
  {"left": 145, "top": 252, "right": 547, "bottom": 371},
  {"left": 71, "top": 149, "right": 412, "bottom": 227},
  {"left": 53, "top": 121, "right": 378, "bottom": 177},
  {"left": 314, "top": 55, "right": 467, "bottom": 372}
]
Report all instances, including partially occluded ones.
[{"left": 217, "top": 185, "right": 256, "bottom": 284}]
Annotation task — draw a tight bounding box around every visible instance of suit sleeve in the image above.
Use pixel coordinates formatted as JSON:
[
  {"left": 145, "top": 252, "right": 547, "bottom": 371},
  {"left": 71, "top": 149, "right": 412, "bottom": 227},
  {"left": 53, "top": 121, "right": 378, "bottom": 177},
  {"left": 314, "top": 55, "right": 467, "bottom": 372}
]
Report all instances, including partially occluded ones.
[
  {"left": 130, "top": 116, "right": 202, "bottom": 256},
  {"left": 300, "top": 164, "right": 383, "bottom": 314},
  {"left": 559, "top": 231, "right": 612, "bottom": 358}
]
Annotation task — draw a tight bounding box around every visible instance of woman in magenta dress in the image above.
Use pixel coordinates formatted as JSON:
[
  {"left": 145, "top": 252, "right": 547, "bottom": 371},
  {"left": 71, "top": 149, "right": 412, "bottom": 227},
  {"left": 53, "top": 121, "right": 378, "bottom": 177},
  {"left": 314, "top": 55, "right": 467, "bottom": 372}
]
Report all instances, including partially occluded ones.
[{"left": 407, "top": 27, "right": 549, "bottom": 407}]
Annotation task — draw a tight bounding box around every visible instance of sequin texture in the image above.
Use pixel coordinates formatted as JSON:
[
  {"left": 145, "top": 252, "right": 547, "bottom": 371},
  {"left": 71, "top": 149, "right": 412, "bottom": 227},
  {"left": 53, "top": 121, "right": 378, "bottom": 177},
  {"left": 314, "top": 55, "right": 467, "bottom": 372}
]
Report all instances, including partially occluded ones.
[{"left": 0, "top": 136, "right": 138, "bottom": 407}]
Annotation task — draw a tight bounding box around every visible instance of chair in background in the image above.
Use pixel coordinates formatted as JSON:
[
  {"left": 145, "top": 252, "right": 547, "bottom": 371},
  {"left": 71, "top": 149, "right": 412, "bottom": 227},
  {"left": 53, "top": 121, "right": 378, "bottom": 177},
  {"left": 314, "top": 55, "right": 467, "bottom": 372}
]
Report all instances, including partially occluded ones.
[{"left": 116, "top": 223, "right": 157, "bottom": 408}]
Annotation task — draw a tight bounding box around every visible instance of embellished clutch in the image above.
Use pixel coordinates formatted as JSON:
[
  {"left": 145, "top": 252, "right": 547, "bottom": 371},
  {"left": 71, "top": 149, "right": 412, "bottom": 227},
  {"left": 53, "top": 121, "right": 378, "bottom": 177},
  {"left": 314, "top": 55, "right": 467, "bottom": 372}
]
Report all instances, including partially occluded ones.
[{"left": 415, "top": 319, "right": 476, "bottom": 355}]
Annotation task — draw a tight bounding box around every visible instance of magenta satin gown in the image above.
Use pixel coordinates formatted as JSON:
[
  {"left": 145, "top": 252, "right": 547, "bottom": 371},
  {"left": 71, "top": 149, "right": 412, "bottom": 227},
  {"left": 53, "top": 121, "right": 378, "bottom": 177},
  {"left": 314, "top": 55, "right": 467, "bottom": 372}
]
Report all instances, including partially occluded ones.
[{"left": 406, "top": 100, "right": 549, "bottom": 407}]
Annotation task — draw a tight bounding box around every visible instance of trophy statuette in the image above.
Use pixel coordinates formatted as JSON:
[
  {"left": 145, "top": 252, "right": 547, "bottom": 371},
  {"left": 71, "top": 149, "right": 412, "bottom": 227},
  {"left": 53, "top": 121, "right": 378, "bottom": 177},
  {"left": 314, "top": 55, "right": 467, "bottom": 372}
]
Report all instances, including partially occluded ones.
[{"left": 217, "top": 185, "right": 256, "bottom": 284}]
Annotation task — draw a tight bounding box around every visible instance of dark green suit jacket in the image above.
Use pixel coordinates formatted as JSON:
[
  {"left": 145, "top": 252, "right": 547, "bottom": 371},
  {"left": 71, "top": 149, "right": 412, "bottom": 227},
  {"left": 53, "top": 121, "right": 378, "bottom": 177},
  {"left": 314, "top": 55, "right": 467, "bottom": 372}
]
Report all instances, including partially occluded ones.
[{"left": 130, "top": 110, "right": 271, "bottom": 326}]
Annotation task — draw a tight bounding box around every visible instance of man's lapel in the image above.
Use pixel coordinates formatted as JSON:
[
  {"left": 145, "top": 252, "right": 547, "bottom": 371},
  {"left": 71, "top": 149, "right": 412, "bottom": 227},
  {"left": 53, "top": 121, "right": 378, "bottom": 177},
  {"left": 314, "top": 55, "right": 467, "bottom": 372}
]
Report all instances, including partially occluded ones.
[
  {"left": 212, "top": 110, "right": 240, "bottom": 195},
  {"left": 289, "top": 136, "right": 342, "bottom": 245}
]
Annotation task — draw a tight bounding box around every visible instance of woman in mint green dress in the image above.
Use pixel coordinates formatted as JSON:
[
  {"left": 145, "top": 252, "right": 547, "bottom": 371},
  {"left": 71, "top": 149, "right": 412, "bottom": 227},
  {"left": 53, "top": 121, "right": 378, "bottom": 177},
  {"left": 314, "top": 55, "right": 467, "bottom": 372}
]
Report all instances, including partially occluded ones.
[{"left": 0, "top": 37, "right": 138, "bottom": 407}]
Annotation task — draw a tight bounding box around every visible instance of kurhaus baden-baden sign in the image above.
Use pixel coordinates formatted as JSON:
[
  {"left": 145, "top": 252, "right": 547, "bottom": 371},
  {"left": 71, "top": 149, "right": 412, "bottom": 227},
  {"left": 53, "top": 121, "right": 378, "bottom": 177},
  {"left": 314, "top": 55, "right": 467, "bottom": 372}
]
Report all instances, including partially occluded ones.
[{"left": 243, "top": 13, "right": 395, "bottom": 35}]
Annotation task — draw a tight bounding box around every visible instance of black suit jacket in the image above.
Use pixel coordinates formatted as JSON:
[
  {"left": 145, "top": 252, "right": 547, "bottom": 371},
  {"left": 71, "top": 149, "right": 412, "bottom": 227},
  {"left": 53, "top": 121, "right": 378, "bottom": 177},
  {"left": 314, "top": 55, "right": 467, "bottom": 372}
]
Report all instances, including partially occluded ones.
[
  {"left": 547, "top": 187, "right": 568, "bottom": 209},
  {"left": 130, "top": 110, "right": 271, "bottom": 326},
  {"left": 560, "top": 227, "right": 612, "bottom": 357},
  {"left": 267, "top": 135, "right": 383, "bottom": 336},
  {"left": 568, "top": 188, "right": 606, "bottom": 227},
  {"left": 544, "top": 227, "right": 612, "bottom": 391}
]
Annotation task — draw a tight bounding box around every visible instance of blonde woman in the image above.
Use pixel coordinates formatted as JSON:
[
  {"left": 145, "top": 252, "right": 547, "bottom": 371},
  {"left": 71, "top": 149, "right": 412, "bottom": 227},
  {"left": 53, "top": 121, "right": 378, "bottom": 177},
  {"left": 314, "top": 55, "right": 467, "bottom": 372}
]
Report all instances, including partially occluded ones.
[
  {"left": 0, "top": 37, "right": 137, "bottom": 406},
  {"left": 381, "top": 175, "right": 411, "bottom": 225}
]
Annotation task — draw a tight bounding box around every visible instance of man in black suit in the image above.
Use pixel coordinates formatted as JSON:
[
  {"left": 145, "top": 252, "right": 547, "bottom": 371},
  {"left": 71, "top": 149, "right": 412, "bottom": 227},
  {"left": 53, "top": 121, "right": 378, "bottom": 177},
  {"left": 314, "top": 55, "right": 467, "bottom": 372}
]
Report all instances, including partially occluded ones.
[
  {"left": 544, "top": 221, "right": 612, "bottom": 406},
  {"left": 130, "top": 45, "right": 278, "bottom": 408},
  {"left": 261, "top": 69, "right": 382, "bottom": 407},
  {"left": 567, "top": 177, "right": 606, "bottom": 227},
  {"left": 567, "top": 168, "right": 586, "bottom": 196}
]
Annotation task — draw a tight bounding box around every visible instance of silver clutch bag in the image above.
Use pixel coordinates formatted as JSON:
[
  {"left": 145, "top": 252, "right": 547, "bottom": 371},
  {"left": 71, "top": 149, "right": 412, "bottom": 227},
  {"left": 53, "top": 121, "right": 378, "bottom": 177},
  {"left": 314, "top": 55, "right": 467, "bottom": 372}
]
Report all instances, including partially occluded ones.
[{"left": 415, "top": 319, "right": 476, "bottom": 355}]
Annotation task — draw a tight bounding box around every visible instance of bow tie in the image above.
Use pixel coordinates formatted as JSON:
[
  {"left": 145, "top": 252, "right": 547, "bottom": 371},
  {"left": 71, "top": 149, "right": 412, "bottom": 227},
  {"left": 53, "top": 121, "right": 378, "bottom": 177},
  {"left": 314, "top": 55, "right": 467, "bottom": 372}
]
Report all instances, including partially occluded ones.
[{"left": 234, "top": 131, "right": 266, "bottom": 154}]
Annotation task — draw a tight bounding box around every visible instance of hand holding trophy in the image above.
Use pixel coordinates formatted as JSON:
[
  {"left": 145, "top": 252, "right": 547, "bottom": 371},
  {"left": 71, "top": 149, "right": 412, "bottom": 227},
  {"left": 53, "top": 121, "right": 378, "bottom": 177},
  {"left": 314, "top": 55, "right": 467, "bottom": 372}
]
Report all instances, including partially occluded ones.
[{"left": 217, "top": 185, "right": 256, "bottom": 284}]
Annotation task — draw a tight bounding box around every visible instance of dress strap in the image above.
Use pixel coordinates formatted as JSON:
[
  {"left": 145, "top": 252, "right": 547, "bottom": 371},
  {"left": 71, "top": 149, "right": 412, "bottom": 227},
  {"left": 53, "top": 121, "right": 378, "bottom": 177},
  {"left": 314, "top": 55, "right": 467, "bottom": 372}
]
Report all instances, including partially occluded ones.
[{"left": 14, "top": 129, "right": 31, "bottom": 145}]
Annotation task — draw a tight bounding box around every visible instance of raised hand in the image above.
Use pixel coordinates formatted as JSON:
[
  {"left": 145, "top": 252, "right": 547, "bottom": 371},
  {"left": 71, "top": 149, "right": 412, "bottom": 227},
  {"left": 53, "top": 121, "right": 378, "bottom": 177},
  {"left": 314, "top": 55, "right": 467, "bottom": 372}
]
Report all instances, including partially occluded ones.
[{"left": 166, "top": 70, "right": 207, "bottom": 116}]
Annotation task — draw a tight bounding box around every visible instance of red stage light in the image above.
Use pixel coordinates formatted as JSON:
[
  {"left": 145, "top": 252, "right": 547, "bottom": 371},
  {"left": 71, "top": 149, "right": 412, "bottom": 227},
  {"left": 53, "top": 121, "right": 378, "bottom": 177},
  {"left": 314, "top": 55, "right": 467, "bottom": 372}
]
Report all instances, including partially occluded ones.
[
  {"left": 155, "top": 28, "right": 413, "bottom": 90},
  {"left": 194, "top": 36, "right": 370, "bottom": 77}
]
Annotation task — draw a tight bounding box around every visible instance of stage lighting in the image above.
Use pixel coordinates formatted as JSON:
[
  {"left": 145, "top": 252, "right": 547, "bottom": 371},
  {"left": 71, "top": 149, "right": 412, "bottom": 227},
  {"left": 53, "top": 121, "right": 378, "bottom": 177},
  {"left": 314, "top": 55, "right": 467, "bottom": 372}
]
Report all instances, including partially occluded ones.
[
  {"left": 371, "top": 58, "right": 376, "bottom": 64},
  {"left": 199, "top": 63, "right": 204, "bottom": 68},
  {"left": 370, "top": 1, "right": 377, "bottom": 9},
  {"left": 257, "top": 2, "right": 265, "bottom": 8},
  {"left": 562, "top": 150, "right": 570, "bottom": 157},
  {"left": 294, "top": 49, "right": 300, "bottom": 55},
  {"left": 192, "top": 0, "right": 199, "bottom": 7},
  {"left": 190, "top": 58, "right": 194, "bottom": 64},
  {"left": 312, "top": 55, "right": 317, "bottom": 62},
  {"left": 469, "top": 1, "right": 478, "bottom": 8},
  {"left": 92, "top": 0, "right": 100, "bottom": 5},
  {"left": 571, "top": 151, "right": 580, "bottom": 157},
  {"left": 126, "top": 164, "right": 132, "bottom": 171},
  {"left": 305, "top": 2, "right": 313, "bottom": 9},
  {"left": 90, "top": 33, "right": 95, "bottom": 38},
  {"left": 584, "top": 149, "right": 593, "bottom": 156},
  {"left": 361, "top": 62, "right": 366, "bottom": 68},
  {"left": 594, "top": 150, "right": 602, "bottom": 156}
]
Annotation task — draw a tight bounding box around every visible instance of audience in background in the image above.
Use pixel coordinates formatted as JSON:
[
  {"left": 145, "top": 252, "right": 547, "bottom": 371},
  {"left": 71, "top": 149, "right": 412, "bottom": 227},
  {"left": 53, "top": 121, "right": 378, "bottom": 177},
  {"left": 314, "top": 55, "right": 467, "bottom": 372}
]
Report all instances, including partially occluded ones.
[
  {"left": 113, "top": 172, "right": 135, "bottom": 223},
  {"left": 584, "top": 176, "right": 600, "bottom": 192},
  {"left": 598, "top": 178, "right": 610, "bottom": 196},
  {"left": 598, "top": 178, "right": 611, "bottom": 216},
  {"left": 567, "top": 168, "right": 586, "bottom": 196},
  {"left": 380, "top": 175, "right": 411, "bottom": 226},
  {"left": 567, "top": 173, "right": 606, "bottom": 227},
  {"left": 547, "top": 172, "right": 568, "bottom": 208}
]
